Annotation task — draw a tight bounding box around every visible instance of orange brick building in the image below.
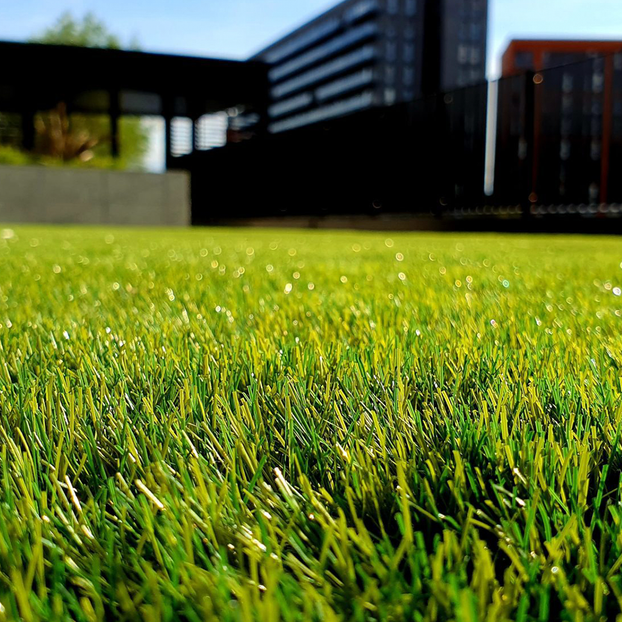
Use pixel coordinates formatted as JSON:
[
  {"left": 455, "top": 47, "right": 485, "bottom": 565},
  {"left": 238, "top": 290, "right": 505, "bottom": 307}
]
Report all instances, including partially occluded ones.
[
  {"left": 502, "top": 39, "right": 622, "bottom": 77},
  {"left": 495, "top": 39, "right": 622, "bottom": 206}
]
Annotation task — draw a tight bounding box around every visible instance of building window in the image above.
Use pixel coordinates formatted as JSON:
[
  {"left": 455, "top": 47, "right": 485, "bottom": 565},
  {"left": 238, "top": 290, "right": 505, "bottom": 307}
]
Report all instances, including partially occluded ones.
[
  {"left": 315, "top": 68, "right": 375, "bottom": 101},
  {"left": 458, "top": 45, "right": 468, "bottom": 65},
  {"left": 269, "top": 91, "right": 375, "bottom": 133},
  {"left": 268, "top": 93, "right": 314, "bottom": 119},
  {"left": 591, "top": 139, "right": 601, "bottom": 161},
  {"left": 470, "top": 24, "right": 482, "bottom": 41},
  {"left": 264, "top": 19, "right": 341, "bottom": 64},
  {"left": 272, "top": 46, "right": 377, "bottom": 99},
  {"left": 405, "top": 0, "right": 417, "bottom": 16},
  {"left": 196, "top": 113, "right": 227, "bottom": 150},
  {"left": 344, "top": 0, "right": 379, "bottom": 23},
  {"left": 269, "top": 22, "right": 378, "bottom": 83},
  {"left": 386, "top": 42, "right": 397, "bottom": 62},
  {"left": 560, "top": 139, "right": 571, "bottom": 161},
  {"left": 514, "top": 51, "right": 534, "bottom": 71},
  {"left": 171, "top": 117, "right": 193, "bottom": 156},
  {"left": 561, "top": 94, "right": 573, "bottom": 112},
  {"left": 403, "top": 43, "right": 415, "bottom": 63},
  {"left": 562, "top": 73, "right": 574, "bottom": 93}
]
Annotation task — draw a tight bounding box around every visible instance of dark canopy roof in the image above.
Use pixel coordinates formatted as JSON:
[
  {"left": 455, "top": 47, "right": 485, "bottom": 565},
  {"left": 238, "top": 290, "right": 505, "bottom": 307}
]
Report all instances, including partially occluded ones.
[{"left": 0, "top": 41, "right": 268, "bottom": 118}]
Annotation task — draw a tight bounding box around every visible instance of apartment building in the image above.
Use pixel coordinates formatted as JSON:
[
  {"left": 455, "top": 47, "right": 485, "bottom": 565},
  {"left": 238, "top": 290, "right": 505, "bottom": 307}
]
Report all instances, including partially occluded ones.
[{"left": 253, "top": 0, "right": 488, "bottom": 133}]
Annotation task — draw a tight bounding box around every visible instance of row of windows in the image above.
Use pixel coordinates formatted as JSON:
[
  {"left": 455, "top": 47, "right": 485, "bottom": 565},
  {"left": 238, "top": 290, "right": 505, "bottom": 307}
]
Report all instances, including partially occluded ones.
[
  {"left": 269, "top": 21, "right": 378, "bottom": 83},
  {"left": 455, "top": 68, "right": 484, "bottom": 86},
  {"left": 272, "top": 45, "right": 377, "bottom": 99},
  {"left": 384, "top": 65, "right": 415, "bottom": 86},
  {"left": 263, "top": 0, "right": 380, "bottom": 65},
  {"left": 316, "top": 68, "right": 375, "bottom": 101},
  {"left": 269, "top": 68, "right": 376, "bottom": 118},
  {"left": 541, "top": 53, "right": 598, "bottom": 70},
  {"left": 513, "top": 52, "right": 534, "bottom": 71},
  {"left": 229, "top": 112, "right": 261, "bottom": 132},
  {"left": 559, "top": 71, "right": 608, "bottom": 96},
  {"left": 170, "top": 114, "right": 228, "bottom": 156},
  {"left": 196, "top": 113, "right": 228, "bottom": 150},
  {"left": 558, "top": 115, "right": 603, "bottom": 139},
  {"left": 457, "top": 2, "right": 487, "bottom": 19},
  {"left": 344, "top": 0, "right": 380, "bottom": 24},
  {"left": 264, "top": 18, "right": 341, "bottom": 64},
  {"left": 385, "top": 41, "right": 416, "bottom": 63},
  {"left": 458, "top": 22, "right": 485, "bottom": 43},
  {"left": 268, "top": 92, "right": 314, "bottom": 118},
  {"left": 385, "top": 24, "right": 417, "bottom": 40},
  {"left": 558, "top": 137, "right": 603, "bottom": 162},
  {"left": 387, "top": 0, "right": 417, "bottom": 17},
  {"left": 171, "top": 117, "right": 194, "bottom": 157},
  {"left": 457, "top": 44, "right": 482, "bottom": 65},
  {"left": 269, "top": 90, "right": 375, "bottom": 133}
]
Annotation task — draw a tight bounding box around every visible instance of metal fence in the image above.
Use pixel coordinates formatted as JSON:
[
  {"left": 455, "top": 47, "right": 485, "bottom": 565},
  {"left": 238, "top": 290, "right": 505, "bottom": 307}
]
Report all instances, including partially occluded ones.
[
  {"left": 187, "top": 81, "right": 489, "bottom": 223},
  {"left": 186, "top": 53, "right": 622, "bottom": 224},
  {"left": 494, "top": 53, "right": 622, "bottom": 209}
]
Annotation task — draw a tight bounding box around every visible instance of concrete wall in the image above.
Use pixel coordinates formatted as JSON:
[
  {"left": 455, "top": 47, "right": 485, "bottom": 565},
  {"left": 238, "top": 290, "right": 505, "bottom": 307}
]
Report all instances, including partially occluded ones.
[{"left": 0, "top": 165, "right": 191, "bottom": 227}]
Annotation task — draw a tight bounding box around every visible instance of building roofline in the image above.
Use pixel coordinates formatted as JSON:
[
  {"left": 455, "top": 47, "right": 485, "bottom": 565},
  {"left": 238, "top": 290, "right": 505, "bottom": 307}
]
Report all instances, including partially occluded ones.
[
  {"left": 0, "top": 41, "right": 268, "bottom": 116},
  {"left": 502, "top": 38, "right": 622, "bottom": 56},
  {"left": 249, "top": 0, "right": 350, "bottom": 60},
  {"left": 0, "top": 39, "right": 266, "bottom": 68},
  {"left": 501, "top": 38, "right": 622, "bottom": 77}
]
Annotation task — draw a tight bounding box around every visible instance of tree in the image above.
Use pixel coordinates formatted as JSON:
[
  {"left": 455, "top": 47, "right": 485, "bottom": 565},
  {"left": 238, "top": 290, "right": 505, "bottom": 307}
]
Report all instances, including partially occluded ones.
[
  {"left": 31, "top": 11, "right": 122, "bottom": 49},
  {"left": 25, "top": 12, "right": 149, "bottom": 170}
]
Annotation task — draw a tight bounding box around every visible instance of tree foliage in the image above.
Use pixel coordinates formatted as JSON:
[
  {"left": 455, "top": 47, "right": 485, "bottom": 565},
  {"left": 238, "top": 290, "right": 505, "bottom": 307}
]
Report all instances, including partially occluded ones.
[
  {"left": 18, "top": 12, "right": 150, "bottom": 170},
  {"left": 29, "top": 11, "right": 123, "bottom": 49}
]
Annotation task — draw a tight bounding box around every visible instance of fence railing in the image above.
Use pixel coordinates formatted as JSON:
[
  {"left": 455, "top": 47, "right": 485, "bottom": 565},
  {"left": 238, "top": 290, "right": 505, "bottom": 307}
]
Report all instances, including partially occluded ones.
[
  {"left": 185, "top": 52, "right": 622, "bottom": 223},
  {"left": 186, "top": 82, "right": 490, "bottom": 222},
  {"left": 495, "top": 53, "right": 622, "bottom": 209}
]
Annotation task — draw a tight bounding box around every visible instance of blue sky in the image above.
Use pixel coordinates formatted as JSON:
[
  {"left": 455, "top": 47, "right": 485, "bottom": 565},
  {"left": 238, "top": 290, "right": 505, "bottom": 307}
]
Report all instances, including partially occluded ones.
[{"left": 1, "top": 0, "right": 622, "bottom": 77}]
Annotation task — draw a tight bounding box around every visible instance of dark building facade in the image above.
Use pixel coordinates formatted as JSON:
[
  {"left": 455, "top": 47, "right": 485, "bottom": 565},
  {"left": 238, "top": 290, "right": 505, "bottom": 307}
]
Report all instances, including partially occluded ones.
[
  {"left": 0, "top": 41, "right": 268, "bottom": 169},
  {"left": 252, "top": 0, "right": 488, "bottom": 133}
]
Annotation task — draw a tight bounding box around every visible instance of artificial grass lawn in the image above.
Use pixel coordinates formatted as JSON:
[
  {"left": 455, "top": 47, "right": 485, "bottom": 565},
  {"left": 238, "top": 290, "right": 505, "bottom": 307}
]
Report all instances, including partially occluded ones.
[{"left": 0, "top": 226, "right": 621, "bottom": 621}]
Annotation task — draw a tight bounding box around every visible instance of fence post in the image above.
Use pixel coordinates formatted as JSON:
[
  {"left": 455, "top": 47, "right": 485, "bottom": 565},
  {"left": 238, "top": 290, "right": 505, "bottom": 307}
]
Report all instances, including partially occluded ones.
[
  {"left": 21, "top": 108, "right": 35, "bottom": 152},
  {"left": 601, "top": 55, "right": 614, "bottom": 205},
  {"left": 521, "top": 71, "right": 536, "bottom": 220},
  {"left": 110, "top": 89, "right": 120, "bottom": 159},
  {"left": 163, "top": 98, "right": 174, "bottom": 170}
]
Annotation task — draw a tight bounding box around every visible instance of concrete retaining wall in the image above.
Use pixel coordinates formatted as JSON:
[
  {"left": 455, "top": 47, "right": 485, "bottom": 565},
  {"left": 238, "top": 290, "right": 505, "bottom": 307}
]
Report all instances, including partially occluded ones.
[{"left": 0, "top": 165, "right": 191, "bottom": 227}]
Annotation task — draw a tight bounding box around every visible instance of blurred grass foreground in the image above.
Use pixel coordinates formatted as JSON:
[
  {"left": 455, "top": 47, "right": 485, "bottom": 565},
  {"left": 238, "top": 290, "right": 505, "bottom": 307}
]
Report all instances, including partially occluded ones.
[{"left": 1, "top": 226, "right": 622, "bottom": 620}]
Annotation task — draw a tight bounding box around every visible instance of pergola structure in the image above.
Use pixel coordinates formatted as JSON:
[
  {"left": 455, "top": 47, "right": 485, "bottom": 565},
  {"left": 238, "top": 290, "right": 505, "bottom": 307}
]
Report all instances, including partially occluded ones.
[{"left": 0, "top": 41, "right": 268, "bottom": 168}]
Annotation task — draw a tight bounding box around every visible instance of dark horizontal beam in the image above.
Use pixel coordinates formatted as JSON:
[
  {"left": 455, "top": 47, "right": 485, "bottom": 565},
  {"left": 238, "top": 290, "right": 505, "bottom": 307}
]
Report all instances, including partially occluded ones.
[{"left": 0, "top": 41, "right": 269, "bottom": 117}]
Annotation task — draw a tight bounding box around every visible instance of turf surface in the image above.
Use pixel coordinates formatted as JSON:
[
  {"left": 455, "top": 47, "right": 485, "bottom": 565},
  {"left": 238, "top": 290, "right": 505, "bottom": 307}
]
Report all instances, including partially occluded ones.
[{"left": 0, "top": 226, "right": 622, "bottom": 621}]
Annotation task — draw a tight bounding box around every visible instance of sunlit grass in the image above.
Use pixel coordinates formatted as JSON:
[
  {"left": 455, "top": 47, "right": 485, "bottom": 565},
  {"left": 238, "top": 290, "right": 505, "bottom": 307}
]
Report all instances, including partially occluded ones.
[{"left": 0, "top": 225, "right": 622, "bottom": 621}]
